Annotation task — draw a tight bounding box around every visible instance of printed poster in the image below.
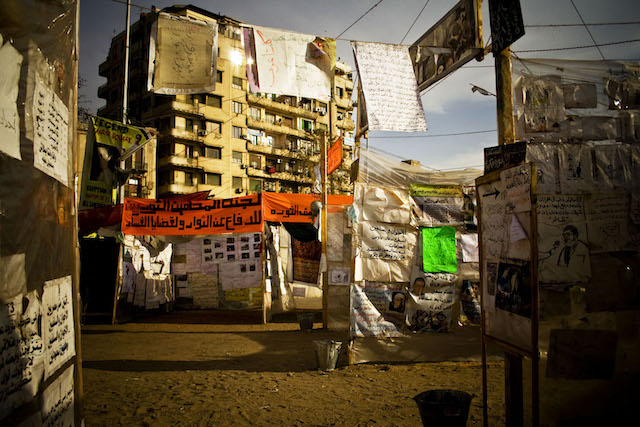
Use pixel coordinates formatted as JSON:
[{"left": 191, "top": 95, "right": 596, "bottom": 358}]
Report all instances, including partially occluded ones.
[
  {"left": 42, "top": 275, "right": 76, "bottom": 380},
  {"left": 0, "top": 37, "right": 23, "bottom": 160},
  {"left": 32, "top": 75, "right": 70, "bottom": 187},
  {"left": 422, "top": 226, "right": 457, "bottom": 273},
  {"left": 410, "top": 184, "right": 465, "bottom": 226},
  {"left": 406, "top": 291, "right": 455, "bottom": 333},
  {"left": 537, "top": 194, "right": 590, "bottom": 283},
  {"left": 496, "top": 259, "right": 532, "bottom": 318},
  {"left": 500, "top": 164, "right": 531, "bottom": 213},
  {"left": 151, "top": 13, "right": 218, "bottom": 94},
  {"left": 253, "top": 26, "right": 334, "bottom": 101},
  {"left": 350, "top": 283, "right": 404, "bottom": 338},
  {"left": 352, "top": 41, "right": 427, "bottom": 132},
  {"left": 409, "top": 265, "right": 456, "bottom": 296}
]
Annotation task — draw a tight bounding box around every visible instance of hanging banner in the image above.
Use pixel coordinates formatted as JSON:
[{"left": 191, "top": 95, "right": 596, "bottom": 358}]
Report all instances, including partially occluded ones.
[
  {"left": 352, "top": 41, "right": 428, "bottom": 132},
  {"left": 148, "top": 13, "right": 218, "bottom": 94},
  {"left": 409, "top": 0, "right": 483, "bottom": 91},
  {"left": 122, "top": 194, "right": 262, "bottom": 235},
  {"left": 327, "top": 137, "right": 343, "bottom": 175},
  {"left": 410, "top": 183, "right": 465, "bottom": 226},
  {"left": 79, "top": 116, "right": 155, "bottom": 209},
  {"left": 251, "top": 26, "right": 335, "bottom": 101},
  {"left": 262, "top": 192, "right": 352, "bottom": 223}
]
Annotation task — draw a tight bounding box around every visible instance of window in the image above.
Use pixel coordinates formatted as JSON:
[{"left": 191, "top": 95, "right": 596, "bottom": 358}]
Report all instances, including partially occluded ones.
[
  {"left": 204, "top": 173, "right": 221, "bottom": 186},
  {"left": 317, "top": 102, "right": 327, "bottom": 114},
  {"left": 232, "top": 151, "right": 243, "bottom": 164},
  {"left": 233, "top": 177, "right": 243, "bottom": 190},
  {"left": 205, "top": 147, "right": 221, "bottom": 159},
  {"left": 185, "top": 119, "right": 194, "bottom": 131},
  {"left": 206, "top": 121, "right": 222, "bottom": 134},
  {"left": 232, "top": 101, "right": 243, "bottom": 114},
  {"left": 216, "top": 70, "right": 223, "bottom": 83},
  {"left": 265, "top": 113, "right": 276, "bottom": 124},
  {"left": 249, "top": 154, "right": 262, "bottom": 169},
  {"left": 248, "top": 133, "right": 259, "bottom": 145},
  {"left": 232, "top": 126, "right": 244, "bottom": 139},
  {"left": 249, "top": 107, "right": 261, "bottom": 121},
  {"left": 206, "top": 95, "right": 222, "bottom": 108},
  {"left": 232, "top": 76, "right": 243, "bottom": 89},
  {"left": 184, "top": 172, "right": 195, "bottom": 186},
  {"left": 191, "top": 94, "right": 206, "bottom": 105},
  {"left": 336, "top": 87, "right": 344, "bottom": 97},
  {"left": 249, "top": 179, "right": 262, "bottom": 193},
  {"left": 301, "top": 119, "right": 313, "bottom": 132}
]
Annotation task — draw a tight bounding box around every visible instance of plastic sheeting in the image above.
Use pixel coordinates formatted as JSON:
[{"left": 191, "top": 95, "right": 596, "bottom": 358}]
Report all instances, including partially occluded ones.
[{"left": 0, "top": 1, "right": 80, "bottom": 425}]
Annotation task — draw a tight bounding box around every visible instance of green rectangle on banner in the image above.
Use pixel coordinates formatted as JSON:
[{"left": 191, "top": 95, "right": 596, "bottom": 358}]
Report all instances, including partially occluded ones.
[{"left": 422, "top": 226, "right": 457, "bottom": 273}]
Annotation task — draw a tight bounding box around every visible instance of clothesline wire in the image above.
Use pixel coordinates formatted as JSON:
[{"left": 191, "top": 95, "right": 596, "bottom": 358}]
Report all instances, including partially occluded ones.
[
  {"left": 335, "top": 0, "right": 384, "bottom": 40},
  {"left": 399, "top": 0, "right": 431, "bottom": 45}
]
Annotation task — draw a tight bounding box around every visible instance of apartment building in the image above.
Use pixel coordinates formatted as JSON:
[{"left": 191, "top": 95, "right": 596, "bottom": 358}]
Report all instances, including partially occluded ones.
[{"left": 97, "top": 4, "right": 354, "bottom": 199}]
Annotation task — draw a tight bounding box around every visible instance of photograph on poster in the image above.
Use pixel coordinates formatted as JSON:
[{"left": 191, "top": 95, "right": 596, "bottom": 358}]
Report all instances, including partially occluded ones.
[
  {"left": 410, "top": 266, "right": 456, "bottom": 296},
  {"left": 496, "top": 259, "right": 531, "bottom": 318},
  {"left": 537, "top": 194, "right": 591, "bottom": 282},
  {"left": 388, "top": 291, "right": 406, "bottom": 313},
  {"left": 460, "top": 280, "right": 481, "bottom": 324},
  {"left": 406, "top": 292, "right": 455, "bottom": 333}
]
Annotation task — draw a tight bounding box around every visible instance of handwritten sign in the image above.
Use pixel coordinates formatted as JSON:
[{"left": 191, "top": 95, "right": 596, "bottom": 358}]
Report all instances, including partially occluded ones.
[
  {"left": 558, "top": 144, "right": 595, "bottom": 194},
  {"left": 536, "top": 194, "right": 590, "bottom": 283},
  {"left": 32, "top": 76, "right": 70, "bottom": 187},
  {"left": 351, "top": 283, "right": 404, "bottom": 338},
  {"left": 352, "top": 41, "right": 427, "bottom": 132},
  {"left": 525, "top": 143, "right": 560, "bottom": 194},
  {"left": 152, "top": 13, "right": 217, "bottom": 94},
  {"left": 586, "top": 193, "right": 631, "bottom": 253},
  {"left": 362, "top": 221, "right": 416, "bottom": 261},
  {"left": 122, "top": 194, "right": 263, "bottom": 235},
  {"left": 253, "top": 26, "right": 334, "bottom": 101},
  {"left": 42, "top": 365, "right": 74, "bottom": 426},
  {"left": 0, "top": 292, "right": 45, "bottom": 420},
  {"left": 42, "top": 276, "right": 75, "bottom": 379},
  {"left": 0, "top": 37, "right": 23, "bottom": 160},
  {"left": 489, "top": 0, "right": 525, "bottom": 56},
  {"left": 500, "top": 164, "right": 531, "bottom": 213},
  {"left": 478, "top": 181, "right": 507, "bottom": 260},
  {"left": 327, "top": 137, "right": 342, "bottom": 175}
]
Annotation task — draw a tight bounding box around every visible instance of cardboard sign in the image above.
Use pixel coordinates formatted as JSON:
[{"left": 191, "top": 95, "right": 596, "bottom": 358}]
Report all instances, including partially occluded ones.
[{"left": 327, "top": 137, "right": 342, "bottom": 175}]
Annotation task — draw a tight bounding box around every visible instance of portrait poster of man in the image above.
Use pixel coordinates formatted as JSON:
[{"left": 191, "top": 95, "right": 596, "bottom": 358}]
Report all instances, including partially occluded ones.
[
  {"left": 537, "top": 194, "right": 591, "bottom": 283},
  {"left": 409, "top": 265, "right": 457, "bottom": 296},
  {"left": 409, "top": 0, "right": 482, "bottom": 91},
  {"left": 495, "top": 259, "right": 531, "bottom": 318}
]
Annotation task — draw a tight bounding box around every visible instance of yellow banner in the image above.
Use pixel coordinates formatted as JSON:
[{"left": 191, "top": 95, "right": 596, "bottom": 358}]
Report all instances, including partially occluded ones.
[
  {"left": 409, "top": 184, "right": 463, "bottom": 197},
  {"left": 91, "top": 116, "right": 151, "bottom": 150}
]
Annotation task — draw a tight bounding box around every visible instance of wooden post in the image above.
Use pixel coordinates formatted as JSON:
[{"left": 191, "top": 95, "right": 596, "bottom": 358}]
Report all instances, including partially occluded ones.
[
  {"left": 505, "top": 351, "right": 524, "bottom": 427},
  {"left": 495, "top": 47, "right": 515, "bottom": 146},
  {"left": 321, "top": 131, "right": 329, "bottom": 328}
]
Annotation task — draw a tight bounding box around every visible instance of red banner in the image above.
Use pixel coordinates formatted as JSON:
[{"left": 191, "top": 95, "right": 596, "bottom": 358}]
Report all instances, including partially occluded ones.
[
  {"left": 327, "top": 137, "right": 342, "bottom": 175},
  {"left": 263, "top": 192, "right": 353, "bottom": 223},
  {"left": 122, "top": 194, "right": 262, "bottom": 235}
]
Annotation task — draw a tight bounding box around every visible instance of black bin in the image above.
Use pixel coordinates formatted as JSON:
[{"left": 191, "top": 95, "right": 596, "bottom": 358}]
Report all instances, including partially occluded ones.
[{"left": 413, "top": 389, "right": 473, "bottom": 426}]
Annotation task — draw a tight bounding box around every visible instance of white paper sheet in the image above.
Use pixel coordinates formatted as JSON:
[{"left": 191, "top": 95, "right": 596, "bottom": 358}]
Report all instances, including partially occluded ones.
[
  {"left": 42, "top": 276, "right": 76, "bottom": 380},
  {"left": 328, "top": 267, "right": 350, "bottom": 285},
  {"left": 352, "top": 41, "right": 427, "bottom": 132},
  {"left": 32, "top": 76, "right": 70, "bottom": 187},
  {"left": 41, "top": 365, "right": 74, "bottom": 427},
  {"left": 361, "top": 221, "right": 417, "bottom": 269},
  {"left": 478, "top": 181, "right": 507, "bottom": 260},
  {"left": 219, "top": 260, "right": 262, "bottom": 290},
  {"left": 253, "top": 26, "right": 332, "bottom": 101},
  {"left": 586, "top": 193, "right": 631, "bottom": 253},
  {"left": 350, "top": 283, "right": 404, "bottom": 338},
  {"left": 460, "top": 234, "right": 479, "bottom": 262},
  {"left": 359, "top": 184, "right": 412, "bottom": 224},
  {"left": 0, "top": 38, "right": 23, "bottom": 160},
  {"left": 0, "top": 253, "right": 27, "bottom": 301},
  {"left": 501, "top": 164, "right": 531, "bottom": 213},
  {"left": 537, "top": 195, "right": 590, "bottom": 282}
]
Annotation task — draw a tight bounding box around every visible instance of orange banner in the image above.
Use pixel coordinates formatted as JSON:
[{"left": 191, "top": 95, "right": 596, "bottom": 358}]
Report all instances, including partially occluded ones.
[
  {"left": 122, "top": 194, "right": 262, "bottom": 235},
  {"left": 263, "top": 192, "right": 353, "bottom": 223},
  {"left": 327, "top": 137, "right": 342, "bottom": 175}
]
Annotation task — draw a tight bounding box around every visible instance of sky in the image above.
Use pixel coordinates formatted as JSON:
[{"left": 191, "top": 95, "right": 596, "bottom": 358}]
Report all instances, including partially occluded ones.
[{"left": 79, "top": 0, "right": 640, "bottom": 171}]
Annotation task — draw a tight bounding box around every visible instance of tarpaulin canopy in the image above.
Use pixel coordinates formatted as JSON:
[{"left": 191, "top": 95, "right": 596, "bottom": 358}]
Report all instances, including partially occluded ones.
[{"left": 121, "top": 192, "right": 353, "bottom": 236}]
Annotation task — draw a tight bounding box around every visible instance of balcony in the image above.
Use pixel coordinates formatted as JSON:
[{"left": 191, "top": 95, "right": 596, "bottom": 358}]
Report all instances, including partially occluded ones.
[
  {"left": 335, "top": 96, "right": 353, "bottom": 110},
  {"left": 247, "top": 166, "right": 312, "bottom": 184},
  {"left": 345, "top": 78, "right": 354, "bottom": 91},
  {"left": 142, "top": 100, "right": 206, "bottom": 120},
  {"left": 157, "top": 183, "right": 198, "bottom": 195},
  {"left": 247, "top": 93, "right": 318, "bottom": 120},
  {"left": 157, "top": 155, "right": 203, "bottom": 170},
  {"left": 98, "top": 61, "right": 110, "bottom": 77},
  {"left": 246, "top": 142, "right": 320, "bottom": 162},
  {"left": 336, "top": 117, "right": 355, "bottom": 132},
  {"left": 247, "top": 117, "right": 314, "bottom": 140},
  {"left": 159, "top": 128, "right": 205, "bottom": 143},
  {"left": 97, "top": 81, "right": 113, "bottom": 98}
]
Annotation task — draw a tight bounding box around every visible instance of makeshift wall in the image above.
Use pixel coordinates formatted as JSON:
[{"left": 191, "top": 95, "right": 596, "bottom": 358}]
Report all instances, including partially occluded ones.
[
  {"left": 479, "top": 58, "right": 640, "bottom": 424},
  {"left": 349, "top": 150, "right": 483, "bottom": 363},
  {"left": 0, "top": 1, "right": 81, "bottom": 425}
]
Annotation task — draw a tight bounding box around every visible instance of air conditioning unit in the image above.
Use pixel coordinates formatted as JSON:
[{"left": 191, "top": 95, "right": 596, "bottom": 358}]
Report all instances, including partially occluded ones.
[
  {"left": 319, "top": 111, "right": 326, "bottom": 116},
  {"left": 235, "top": 188, "right": 243, "bottom": 194},
  {"left": 240, "top": 164, "right": 248, "bottom": 169},
  {"left": 197, "top": 129, "right": 207, "bottom": 136},
  {"left": 337, "top": 114, "right": 344, "bottom": 120}
]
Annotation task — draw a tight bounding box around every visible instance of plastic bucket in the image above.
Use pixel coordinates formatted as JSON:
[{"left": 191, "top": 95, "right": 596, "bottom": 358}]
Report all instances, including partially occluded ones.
[
  {"left": 298, "top": 312, "right": 315, "bottom": 331},
  {"left": 413, "top": 389, "right": 473, "bottom": 426},
  {"left": 313, "top": 340, "right": 342, "bottom": 371}
]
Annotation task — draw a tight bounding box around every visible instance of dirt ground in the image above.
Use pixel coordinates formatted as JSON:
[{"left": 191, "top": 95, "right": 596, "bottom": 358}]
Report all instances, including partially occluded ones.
[{"left": 81, "top": 310, "right": 505, "bottom": 426}]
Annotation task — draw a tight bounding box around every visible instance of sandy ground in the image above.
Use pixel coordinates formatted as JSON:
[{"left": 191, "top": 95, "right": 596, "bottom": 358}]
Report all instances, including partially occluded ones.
[{"left": 81, "top": 311, "right": 505, "bottom": 426}]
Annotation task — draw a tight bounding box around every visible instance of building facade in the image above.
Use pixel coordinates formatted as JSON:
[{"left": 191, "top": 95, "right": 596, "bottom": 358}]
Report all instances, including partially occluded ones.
[{"left": 97, "top": 5, "right": 354, "bottom": 199}]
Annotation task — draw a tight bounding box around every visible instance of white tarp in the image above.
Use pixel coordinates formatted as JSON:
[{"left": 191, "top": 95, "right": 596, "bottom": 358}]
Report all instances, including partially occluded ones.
[{"left": 352, "top": 41, "right": 427, "bottom": 132}]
